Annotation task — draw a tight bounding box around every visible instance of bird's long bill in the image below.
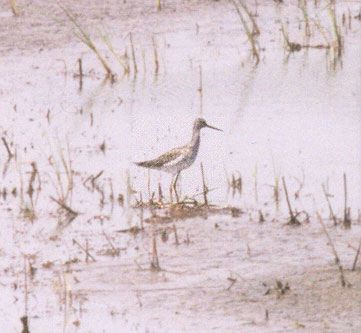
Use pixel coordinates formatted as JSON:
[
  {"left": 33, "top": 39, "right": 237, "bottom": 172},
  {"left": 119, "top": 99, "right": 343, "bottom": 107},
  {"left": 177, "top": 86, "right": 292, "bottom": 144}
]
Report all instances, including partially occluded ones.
[{"left": 206, "top": 123, "right": 222, "bottom": 131}]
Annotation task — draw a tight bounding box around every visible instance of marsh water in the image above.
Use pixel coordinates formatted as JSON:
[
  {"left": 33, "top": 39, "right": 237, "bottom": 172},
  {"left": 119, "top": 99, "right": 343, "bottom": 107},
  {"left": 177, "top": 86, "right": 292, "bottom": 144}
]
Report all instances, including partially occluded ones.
[{"left": 0, "top": 0, "right": 360, "bottom": 332}]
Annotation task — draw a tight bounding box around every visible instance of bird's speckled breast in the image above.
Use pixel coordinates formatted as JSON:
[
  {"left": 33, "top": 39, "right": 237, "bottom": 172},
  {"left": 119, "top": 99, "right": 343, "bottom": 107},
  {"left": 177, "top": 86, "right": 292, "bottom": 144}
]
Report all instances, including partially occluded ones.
[{"left": 181, "top": 136, "right": 200, "bottom": 170}]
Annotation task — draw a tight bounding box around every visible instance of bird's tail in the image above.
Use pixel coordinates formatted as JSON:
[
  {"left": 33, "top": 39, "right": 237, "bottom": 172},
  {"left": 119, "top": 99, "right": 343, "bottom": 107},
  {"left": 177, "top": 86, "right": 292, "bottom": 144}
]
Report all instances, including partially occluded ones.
[{"left": 134, "top": 161, "right": 149, "bottom": 168}]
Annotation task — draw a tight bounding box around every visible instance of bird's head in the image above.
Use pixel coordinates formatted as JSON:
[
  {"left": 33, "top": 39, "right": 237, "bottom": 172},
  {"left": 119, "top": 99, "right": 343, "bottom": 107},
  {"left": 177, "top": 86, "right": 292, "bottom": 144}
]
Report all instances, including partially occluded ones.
[{"left": 194, "top": 118, "right": 222, "bottom": 132}]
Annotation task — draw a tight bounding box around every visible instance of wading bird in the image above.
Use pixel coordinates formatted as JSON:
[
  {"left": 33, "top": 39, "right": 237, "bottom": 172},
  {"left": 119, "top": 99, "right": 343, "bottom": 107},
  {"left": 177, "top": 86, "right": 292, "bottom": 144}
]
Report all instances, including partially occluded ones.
[{"left": 135, "top": 118, "right": 222, "bottom": 202}]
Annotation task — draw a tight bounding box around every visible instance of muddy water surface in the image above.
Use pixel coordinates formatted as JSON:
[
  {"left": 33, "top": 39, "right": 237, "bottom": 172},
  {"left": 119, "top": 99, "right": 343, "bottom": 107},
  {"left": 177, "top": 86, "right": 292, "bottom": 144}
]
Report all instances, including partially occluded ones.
[{"left": 0, "top": 0, "right": 360, "bottom": 332}]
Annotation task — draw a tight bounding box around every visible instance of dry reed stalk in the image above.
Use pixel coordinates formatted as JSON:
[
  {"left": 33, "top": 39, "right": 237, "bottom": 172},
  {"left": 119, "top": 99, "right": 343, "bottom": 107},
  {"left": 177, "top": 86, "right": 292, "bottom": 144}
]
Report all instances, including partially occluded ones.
[
  {"left": 238, "top": 0, "right": 260, "bottom": 35},
  {"left": 299, "top": 0, "right": 310, "bottom": 37},
  {"left": 328, "top": 1, "right": 343, "bottom": 57},
  {"left": 231, "top": 0, "right": 260, "bottom": 64},
  {"left": 351, "top": 237, "right": 361, "bottom": 271},
  {"left": 16, "top": 155, "right": 25, "bottom": 209},
  {"left": 312, "top": 18, "right": 331, "bottom": 49},
  {"left": 317, "top": 213, "right": 346, "bottom": 287},
  {"left": 78, "top": 58, "right": 83, "bottom": 91},
  {"left": 322, "top": 183, "right": 338, "bottom": 226},
  {"left": 23, "top": 256, "right": 29, "bottom": 329},
  {"left": 280, "top": 22, "right": 301, "bottom": 52},
  {"left": 26, "top": 161, "right": 38, "bottom": 211},
  {"left": 282, "top": 177, "right": 300, "bottom": 225},
  {"left": 343, "top": 173, "right": 351, "bottom": 228},
  {"left": 72, "top": 238, "right": 96, "bottom": 262},
  {"left": 21, "top": 256, "right": 30, "bottom": 333},
  {"left": 129, "top": 32, "right": 138, "bottom": 78},
  {"left": 54, "top": 139, "right": 74, "bottom": 206},
  {"left": 158, "top": 183, "right": 163, "bottom": 202},
  {"left": 56, "top": 1, "right": 114, "bottom": 77},
  {"left": 102, "top": 231, "right": 120, "bottom": 256},
  {"left": 2, "top": 137, "right": 13, "bottom": 160},
  {"left": 152, "top": 36, "right": 159, "bottom": 76},
  {"left": 97, "top": 28, "right": 129, "bottom": 75},
  {"left": 50, "top": 196, "right": 78, "bottom": 216}
]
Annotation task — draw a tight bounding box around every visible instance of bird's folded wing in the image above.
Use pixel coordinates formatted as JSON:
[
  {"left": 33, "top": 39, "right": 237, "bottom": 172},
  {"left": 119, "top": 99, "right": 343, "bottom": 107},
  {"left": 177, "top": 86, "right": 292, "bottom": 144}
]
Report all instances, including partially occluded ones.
[{"left": 135, "top": 147, "right": 183, "bottom": 168}]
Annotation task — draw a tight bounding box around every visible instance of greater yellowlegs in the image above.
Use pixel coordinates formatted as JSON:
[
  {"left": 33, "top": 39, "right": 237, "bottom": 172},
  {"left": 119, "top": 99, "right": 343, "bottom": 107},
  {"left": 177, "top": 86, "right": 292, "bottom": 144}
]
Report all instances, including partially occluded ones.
[{"left": 135, "top": 118, "right": 222, "bottom": 202}]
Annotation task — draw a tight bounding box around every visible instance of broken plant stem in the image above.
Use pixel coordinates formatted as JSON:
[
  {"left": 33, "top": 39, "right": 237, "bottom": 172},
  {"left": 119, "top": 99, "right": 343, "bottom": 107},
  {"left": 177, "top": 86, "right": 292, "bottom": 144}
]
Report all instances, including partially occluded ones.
[
  {"left": 21, "top": 256, "right": 30, "bottom": 333},
  {"left": 102, "top": 231, "right": 119, "bottom": 255},
  {"left": 280, "top": 22, "right": 301, "bottom": 52},
  {"left": 50, "top": 195, "right": 78, "bottom": 216},
  {"left": 322, "top": 183, "right": 338, "bottom": 226},
  {"left": 328, "top": 1, "right": 342, "bottom": 57},
  {"left": 283, "top": 177, "right": 301, "bottom": 225},
  {"left": 91, "top": 170, "right": 104, "bottom": 188},
  {"left": 129, "top": 32, "right": 138, "bottom": 78},
  {"left": 72, "top": 238, "right": 96, "bottom": 262},
  {"left": 27, "top": 162, "right": 38, "bottom": 210},
  {"left": 2, "top": 137, "right": 13, "bottom": 160},
  {"left": 158, "top": 183, "right": 163, "bottom": 202},
  {"left": 152, "top": 36, "right": 159, "bottom": 76},
  {"left": 23, "top": 256, "right": 29, "bottom": 320},
  {"left": 316, "top": 213, "right": 346, "bottom": 287},
  {"left": 78, "top": 58, "right": 83, "bottom": 91},
  {"left": 282, "top": 177, "right": 295, "bottom": 222},
  {"left": 351, "top": 237, "right": 361, "bottom": 271}
]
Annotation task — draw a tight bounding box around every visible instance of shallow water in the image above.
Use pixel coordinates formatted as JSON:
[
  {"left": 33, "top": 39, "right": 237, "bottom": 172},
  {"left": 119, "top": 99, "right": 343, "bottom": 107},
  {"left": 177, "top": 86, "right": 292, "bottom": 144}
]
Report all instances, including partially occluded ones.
[
  {"left": 1, "top": 1, "right": 360, "bottom": 215},
  {"left": 0, "top": 0, "right": 360, "bottom": 331}
]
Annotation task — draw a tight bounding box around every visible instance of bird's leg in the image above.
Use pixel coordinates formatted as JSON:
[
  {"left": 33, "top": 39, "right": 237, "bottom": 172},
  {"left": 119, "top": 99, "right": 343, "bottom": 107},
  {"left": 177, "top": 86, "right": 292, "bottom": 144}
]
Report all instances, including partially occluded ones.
[
  {"left": 173, "top": 172, "right": 180, "bottom": 203},
  {"left": 169, "top": 174, "right": 174, "bottom": 203}
]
